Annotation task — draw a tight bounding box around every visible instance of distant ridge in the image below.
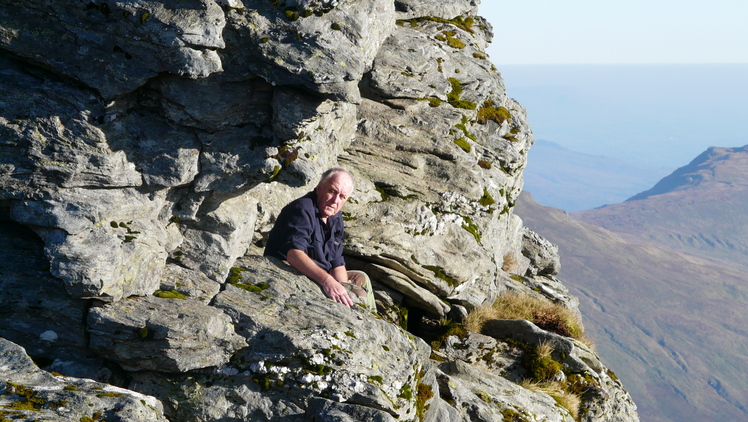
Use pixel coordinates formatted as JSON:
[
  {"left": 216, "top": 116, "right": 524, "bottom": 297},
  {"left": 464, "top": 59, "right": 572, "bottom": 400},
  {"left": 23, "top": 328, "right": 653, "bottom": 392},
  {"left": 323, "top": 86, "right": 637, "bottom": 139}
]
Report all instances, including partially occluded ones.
[
  {"left": 574, "top": 144, "right": 748, "bottom": 267},
  {"left": 627, "top": 145, "right": 748, "bottom": 201}
]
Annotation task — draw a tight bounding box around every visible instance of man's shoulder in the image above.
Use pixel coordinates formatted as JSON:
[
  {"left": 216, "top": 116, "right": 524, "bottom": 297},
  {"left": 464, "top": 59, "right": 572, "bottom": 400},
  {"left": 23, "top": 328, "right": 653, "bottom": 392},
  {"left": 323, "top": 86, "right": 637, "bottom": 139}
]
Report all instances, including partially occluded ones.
[{"left": 279, "top": 192, "right": 316, "bottom": 217}]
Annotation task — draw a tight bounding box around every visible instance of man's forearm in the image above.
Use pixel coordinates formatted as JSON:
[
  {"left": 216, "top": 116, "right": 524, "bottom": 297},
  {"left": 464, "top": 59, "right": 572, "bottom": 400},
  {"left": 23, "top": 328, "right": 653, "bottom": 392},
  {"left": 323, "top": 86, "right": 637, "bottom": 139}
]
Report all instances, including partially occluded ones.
[
  {"left": 286, "top": 249, "right": 334, "bottom": 285},
  {"left": 330, "top": 265, "right": 348, "bottom": 284},
  {"left": 286, "top": 249, "right": 353, "bottom": 307}
]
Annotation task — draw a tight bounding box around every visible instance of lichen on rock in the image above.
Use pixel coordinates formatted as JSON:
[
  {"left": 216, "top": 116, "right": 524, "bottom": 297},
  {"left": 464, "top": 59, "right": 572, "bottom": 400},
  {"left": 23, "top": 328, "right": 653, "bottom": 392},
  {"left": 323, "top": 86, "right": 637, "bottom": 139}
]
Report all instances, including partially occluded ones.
[{"left": 0, "top": 0, "right": 640, "bottom": 421}]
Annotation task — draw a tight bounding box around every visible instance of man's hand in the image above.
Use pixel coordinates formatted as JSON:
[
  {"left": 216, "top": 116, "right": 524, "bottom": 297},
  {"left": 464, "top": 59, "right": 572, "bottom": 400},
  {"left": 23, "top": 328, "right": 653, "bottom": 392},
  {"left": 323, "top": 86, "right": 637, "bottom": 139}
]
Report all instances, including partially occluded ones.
[
  {"left": 286, "top": 249, "right": 354, "bottom": 307},
  {"left": 320, "top": 277, "right": 354, "bottom": 307}
]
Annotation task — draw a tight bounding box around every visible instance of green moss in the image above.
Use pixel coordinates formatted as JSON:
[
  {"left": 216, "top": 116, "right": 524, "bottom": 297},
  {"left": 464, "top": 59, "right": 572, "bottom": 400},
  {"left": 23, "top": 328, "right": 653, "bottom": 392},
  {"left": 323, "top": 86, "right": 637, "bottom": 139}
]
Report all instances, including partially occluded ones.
[
  {"left": 398, "top": 382, "right": 413, "bottom": 400},
  {"left": 368, "top": 375, "right": 383, "bottom": 384},
  {"left": 502, "top": 407, "right": 531, "bottom": 422},
  {"left": 428, "top": 98, "right": 442, "bottom": 107},
  {"left": 1, "top": 382, "right": 69, "bottom": 412},
  {"left": 344, "top": 330, "right": 357, "bottom": 339},
  {"left": 63, "top": 384, "right": 79, "bottom": 391},
  {"left": 228, "top": 268, "right": 270, "bottom": 293},
  {"left": 524, "top": 347, "right": 562, "bottom": 382},
  {"left": 423, "top": 265, "right": 459, "bottom": 287},
  {"left": 284, "top": 9, "right": 300, "bottom": 20},
  {"left": 153, "top": 290, "right": 186, "bottom": 300},
  {"left": 473, "top": 52, "right": 487, "bottom": 60},
  {"left": 479, "top": 188, "right": 495, "bottom": 206},
  {"left": 475, "top": 390, "right": 491, "bottom": 403},
  {"left": 396, "top": 16, "right": 474, "bottom": 34},
  {"left": 447, "top": 37, "right": 465, "bottom": 49},
  {"left": 140, "top": 12, "right": 149, "bottom": 23},
  {"left": 430, "top": 320, "right": 469, "bottom": 350},
  {"left": 96, "top": 391, "right": 124, "bottom": 398},
  {"left": 477, "top": 101, "right": 512, "bottom": 125},
  {"left": 261, "top": 36, "right": 269, "bottom": 43},
  {"left": 268, "top": 165, "right": 282, "bottom": 182},
  {"left": 446, "top": 78, "right": 476, "bottom": 110},
  {"left": 415, "top": 382, "right": 434, "bottom": 421},
  {"left": 382, "top": 345, "right": 390, "bottom": 351},
  {"left": 454, "top": 137, "right": 471, "bottom": 153},
  {"left": 331, "top": 22, "right": 341, "bottom": 30},
  {"left": 455, "top": 114, "right": 476, "bottom": 141},
  {"left": 375, "top": 185, "right": 390, "bottom": 201},
  {"left": 398, "top": 306, "right": 409, "bottom": 330},
  {"left": 169, "top": 215, "right": 180, "bottom": 224},
  {"left": 110, "top": 221, "right": 118, "bottom": 228},
  {"left": 227, "top": 267, "right": 246, "bottom": 284},
  {"left": 461, "top": 216, "right": 481, "bottom": 243},
  {"left": 136, "top": 326, "right": 152, "bottom": 339}
]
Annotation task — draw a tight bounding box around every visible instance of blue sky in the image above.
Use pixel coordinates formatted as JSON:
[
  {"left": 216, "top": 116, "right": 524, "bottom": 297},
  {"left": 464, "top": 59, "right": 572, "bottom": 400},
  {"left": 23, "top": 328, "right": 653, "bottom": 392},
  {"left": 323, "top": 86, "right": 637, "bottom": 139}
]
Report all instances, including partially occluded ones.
[{"left": 480, "top": 1, "right": 748, "bottom": 65}]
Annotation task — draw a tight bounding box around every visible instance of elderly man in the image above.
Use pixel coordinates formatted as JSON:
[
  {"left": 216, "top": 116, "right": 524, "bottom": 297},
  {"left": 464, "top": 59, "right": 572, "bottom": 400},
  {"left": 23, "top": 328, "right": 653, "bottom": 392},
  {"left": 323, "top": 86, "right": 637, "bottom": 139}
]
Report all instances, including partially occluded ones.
[{"left": 264, "top": 168, "right": 375, "bottom": 310}]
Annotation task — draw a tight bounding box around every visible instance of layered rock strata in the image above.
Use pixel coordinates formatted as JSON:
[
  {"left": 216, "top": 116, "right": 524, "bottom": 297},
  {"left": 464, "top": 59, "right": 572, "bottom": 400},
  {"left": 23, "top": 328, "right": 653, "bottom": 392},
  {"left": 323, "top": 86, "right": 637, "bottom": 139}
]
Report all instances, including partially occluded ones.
[{"left": 0, "top": 0, "right": 639, "bottom": 421}]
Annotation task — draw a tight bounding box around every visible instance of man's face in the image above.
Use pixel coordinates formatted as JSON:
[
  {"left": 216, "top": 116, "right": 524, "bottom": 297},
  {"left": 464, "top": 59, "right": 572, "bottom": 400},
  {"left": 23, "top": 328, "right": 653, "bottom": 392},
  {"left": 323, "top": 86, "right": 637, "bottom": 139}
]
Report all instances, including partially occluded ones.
[{"left": 316, "top": 173, "right": 353, "bottom": 219}]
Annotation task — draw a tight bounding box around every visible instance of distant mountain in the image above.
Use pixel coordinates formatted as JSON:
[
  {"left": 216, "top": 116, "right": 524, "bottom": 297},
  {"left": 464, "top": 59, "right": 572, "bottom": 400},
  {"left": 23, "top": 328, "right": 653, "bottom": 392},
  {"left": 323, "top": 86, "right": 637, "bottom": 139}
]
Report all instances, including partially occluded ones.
[
  {"left": 523, "top": 140, "right": 664, "bottom": 212},
  {"left": 574, "top": 145, "right": 748, "bottom": 268},
  {"left": 515, "top": 191, "right": 748, "bottom": 422}
]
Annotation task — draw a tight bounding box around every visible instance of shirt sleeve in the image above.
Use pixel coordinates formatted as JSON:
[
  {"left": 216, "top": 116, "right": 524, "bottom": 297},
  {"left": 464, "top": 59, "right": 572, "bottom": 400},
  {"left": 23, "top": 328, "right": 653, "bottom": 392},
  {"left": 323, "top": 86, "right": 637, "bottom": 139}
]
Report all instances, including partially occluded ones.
[
  {"left": 329, "top": 215, "right": 346, "bottom": 269},
  {"left": 276, "top": 202, "right": 316, "bottom": 258}
]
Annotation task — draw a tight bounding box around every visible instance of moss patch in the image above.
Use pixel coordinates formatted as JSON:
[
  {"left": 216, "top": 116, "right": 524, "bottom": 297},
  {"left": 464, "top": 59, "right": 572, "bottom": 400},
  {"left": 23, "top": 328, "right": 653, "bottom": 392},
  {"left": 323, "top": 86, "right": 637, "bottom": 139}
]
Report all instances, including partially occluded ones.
[
  {"left": 153, "top": 290, "right": 186, "bottom": 299},
  {"left": 476, "top": 100, "right": 511, "bottom": 125},
  {"left": 447, "top": 78, "right": 476, "bottom": 110}
]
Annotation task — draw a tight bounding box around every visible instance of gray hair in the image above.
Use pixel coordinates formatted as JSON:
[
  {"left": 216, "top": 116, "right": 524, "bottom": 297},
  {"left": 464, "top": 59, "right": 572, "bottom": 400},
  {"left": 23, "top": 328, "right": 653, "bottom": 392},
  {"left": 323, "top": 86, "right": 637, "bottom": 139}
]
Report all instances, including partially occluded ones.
[{"left": 318, "top": 167, "right": 353, "bottom": 188}]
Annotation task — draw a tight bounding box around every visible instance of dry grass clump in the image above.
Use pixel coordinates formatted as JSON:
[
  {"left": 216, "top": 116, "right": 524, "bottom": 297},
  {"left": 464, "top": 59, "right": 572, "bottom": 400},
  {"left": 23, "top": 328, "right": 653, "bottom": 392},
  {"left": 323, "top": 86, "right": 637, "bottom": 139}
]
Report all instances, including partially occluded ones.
[
  {"left": 464, "top": 292, "right": 592, "bottom": 347},
  {"left": 519, "top": 379, "right": 581, "bottom": 420}
]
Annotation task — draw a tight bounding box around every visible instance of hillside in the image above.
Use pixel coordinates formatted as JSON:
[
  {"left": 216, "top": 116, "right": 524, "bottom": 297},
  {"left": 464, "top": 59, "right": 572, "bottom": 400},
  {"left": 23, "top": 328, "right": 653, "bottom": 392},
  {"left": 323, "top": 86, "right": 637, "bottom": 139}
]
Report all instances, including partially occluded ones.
[
  {"left": 574, "top": 145, "right": 748, "bottom": 268},
  {"left": 516, "top": 191, "right": 748, "bottom": 422}
]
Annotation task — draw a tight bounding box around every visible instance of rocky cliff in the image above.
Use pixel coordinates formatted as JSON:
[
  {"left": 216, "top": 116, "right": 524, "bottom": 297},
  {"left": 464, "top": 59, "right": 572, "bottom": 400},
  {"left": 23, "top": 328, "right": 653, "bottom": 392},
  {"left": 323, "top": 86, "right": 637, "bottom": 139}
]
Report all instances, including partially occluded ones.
[{"left": 0, "top": 1, "right": 638, "bottom": 421}]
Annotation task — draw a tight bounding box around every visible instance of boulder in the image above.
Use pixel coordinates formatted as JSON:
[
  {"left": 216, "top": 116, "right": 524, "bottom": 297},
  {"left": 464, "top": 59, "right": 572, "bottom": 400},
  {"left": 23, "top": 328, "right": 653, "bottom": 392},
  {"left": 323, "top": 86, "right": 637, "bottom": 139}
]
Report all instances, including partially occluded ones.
[
  {"left": 0, "top": 337, "right": 168, "bottom": 422},
  {"left": 87, "top": 295, "right": 246, "bottom": 372}
]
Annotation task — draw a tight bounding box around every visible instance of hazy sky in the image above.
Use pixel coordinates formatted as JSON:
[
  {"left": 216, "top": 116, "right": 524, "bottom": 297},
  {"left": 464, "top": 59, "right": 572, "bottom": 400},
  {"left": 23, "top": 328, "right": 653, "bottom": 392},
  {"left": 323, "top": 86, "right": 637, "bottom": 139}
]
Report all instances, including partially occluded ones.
[{"left": 481, "top": 1, "right": 748, "bottom": 65}]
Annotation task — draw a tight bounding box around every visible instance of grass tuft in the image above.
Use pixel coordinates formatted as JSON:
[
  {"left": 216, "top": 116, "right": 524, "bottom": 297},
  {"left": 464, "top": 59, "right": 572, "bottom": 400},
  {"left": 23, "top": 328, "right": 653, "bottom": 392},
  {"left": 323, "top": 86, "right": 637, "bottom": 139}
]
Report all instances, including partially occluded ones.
[{"left": 464, "top": 292, "right": 590, "bottom": 345}]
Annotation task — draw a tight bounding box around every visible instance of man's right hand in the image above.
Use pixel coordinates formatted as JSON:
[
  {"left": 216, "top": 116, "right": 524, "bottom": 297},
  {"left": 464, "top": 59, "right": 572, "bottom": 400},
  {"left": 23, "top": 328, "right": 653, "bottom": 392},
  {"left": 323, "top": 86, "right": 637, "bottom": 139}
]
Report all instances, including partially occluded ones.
[
  {"left": 286, "top": 249, "right": 353, "bottom": 307},
  {"left": 320, "top": 277, "right": 354, "bottom": 307}
]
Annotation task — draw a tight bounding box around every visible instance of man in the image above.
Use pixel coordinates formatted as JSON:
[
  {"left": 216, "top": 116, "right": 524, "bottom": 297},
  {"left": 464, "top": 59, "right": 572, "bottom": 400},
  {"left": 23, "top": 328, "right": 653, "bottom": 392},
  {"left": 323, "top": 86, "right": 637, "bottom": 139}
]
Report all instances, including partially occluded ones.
[{"left": 264, "top": 168, "right": 376, "bottom": 310}]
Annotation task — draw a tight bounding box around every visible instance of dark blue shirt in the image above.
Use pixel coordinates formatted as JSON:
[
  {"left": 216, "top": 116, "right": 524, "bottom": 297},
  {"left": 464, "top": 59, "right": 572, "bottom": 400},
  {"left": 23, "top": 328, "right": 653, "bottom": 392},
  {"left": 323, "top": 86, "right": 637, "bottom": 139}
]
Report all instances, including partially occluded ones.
[{"left": 264, "top": 191, "right": 345, "bottom": 272}]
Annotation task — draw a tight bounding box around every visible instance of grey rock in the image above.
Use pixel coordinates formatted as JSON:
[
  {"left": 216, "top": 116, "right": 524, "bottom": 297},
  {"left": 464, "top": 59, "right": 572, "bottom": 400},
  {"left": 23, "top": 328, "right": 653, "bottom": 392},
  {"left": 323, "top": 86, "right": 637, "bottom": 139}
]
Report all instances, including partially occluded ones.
[
  {"left": 0, "top": 0, "right": 641, "bottom": 420},
  {"left": 0, "top": 220, "right": 106, "bottom": 380},
  {"left": 481, "top": 319, "right": 639, "bottom": 421},
  {"left": 522, "top": 226, "right": 561, "bottom": 276},
  {"left": 0, "top": 0, "right": 225, "bottom": 99},
  {"left": 231, "top": 0, "right": 396, "bottom": 102},
  {"left": 306, "top": 397, "right": 398, "bottom": 421},
  {"left": 394, "top": 0, "right": 479, "bottom": 20},
  {"left": 10, "top": 188, "right": 169, "bottom": 300},
  {"left": 0, "top": 337, "right": 168, "bottom": 422},
  {"left": 87, "top": 295, "right": 246, "bottom": 372},
  {"left": 158, "top": 263, "right": 222, "bottom": 304},
  {"left": 438, "top": 360, "right": 575, "bottom": 422}
]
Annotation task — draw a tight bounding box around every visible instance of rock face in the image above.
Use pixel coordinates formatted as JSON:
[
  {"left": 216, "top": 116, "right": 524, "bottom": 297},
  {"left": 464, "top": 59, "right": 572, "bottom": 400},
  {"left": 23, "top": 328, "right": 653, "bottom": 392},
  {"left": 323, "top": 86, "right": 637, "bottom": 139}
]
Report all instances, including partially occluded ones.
[{"left": 0, "top": 1, "right": 639, "bottom": 421}]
